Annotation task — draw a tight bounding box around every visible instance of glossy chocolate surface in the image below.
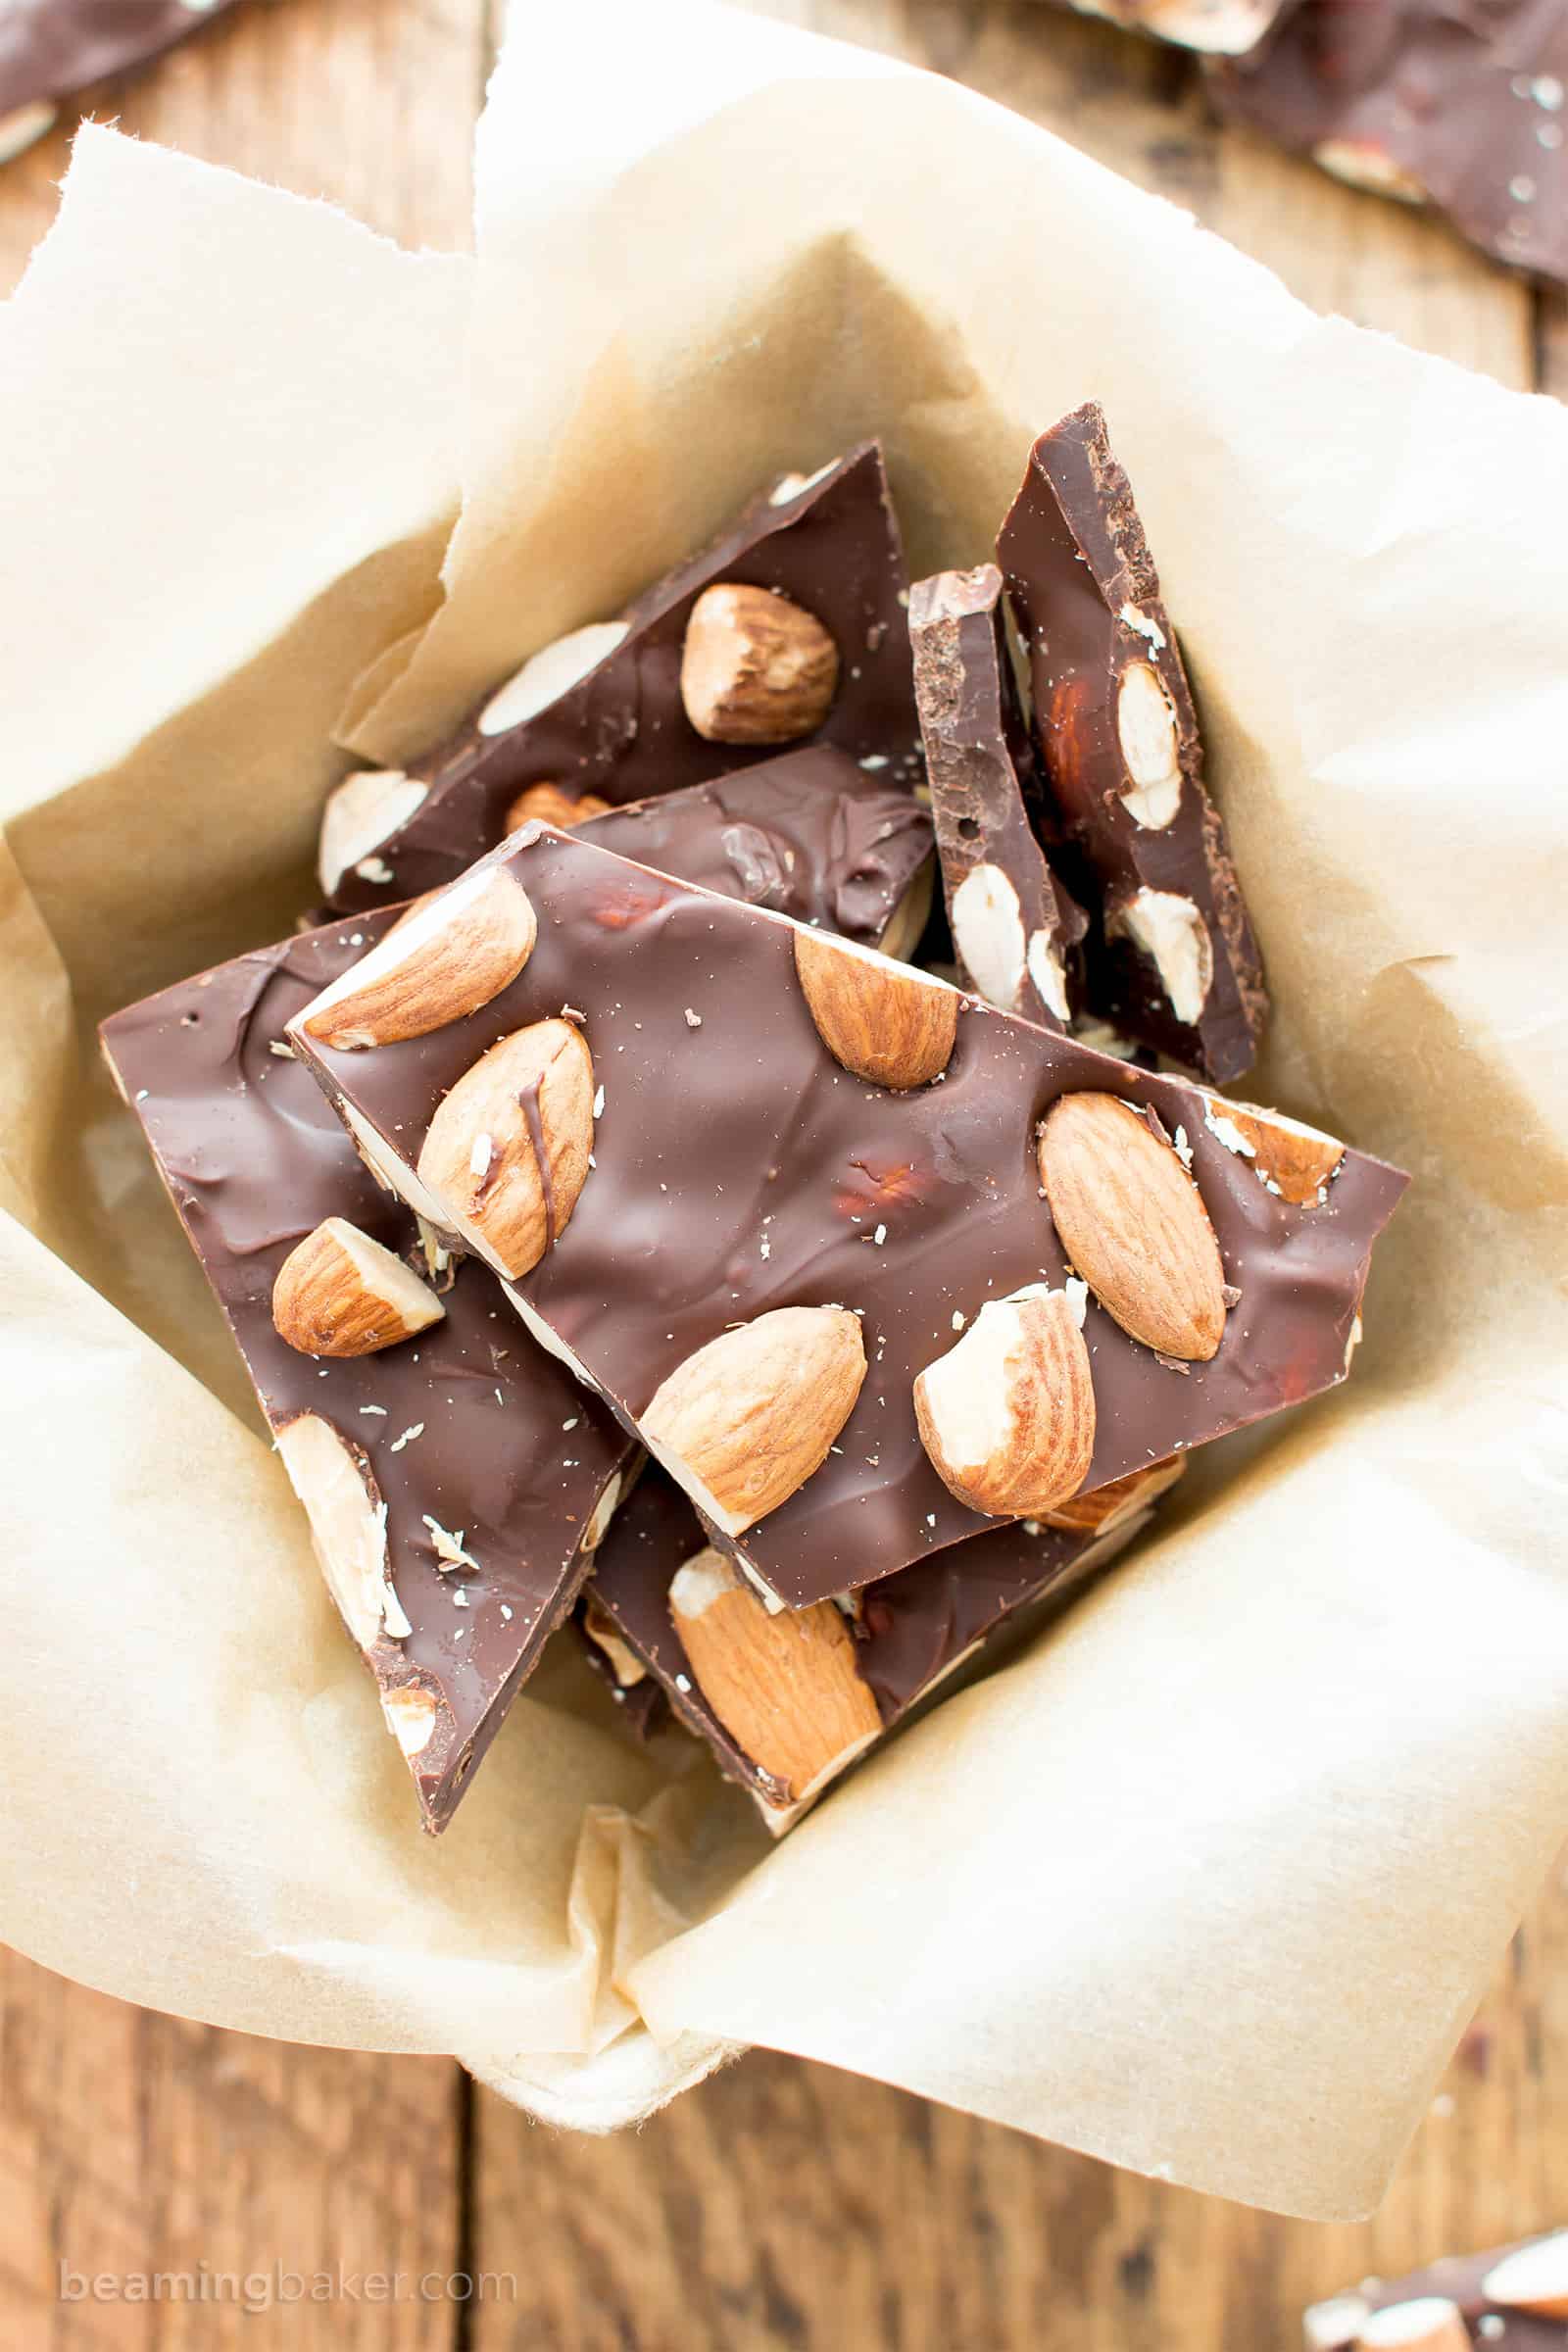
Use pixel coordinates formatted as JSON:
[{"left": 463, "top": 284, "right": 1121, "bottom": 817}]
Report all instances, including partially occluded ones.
[
  {"left": 575, "top": 749, "right": 932, "bottom": 948},
  {"left": 589, "top": 1467, "right": 1149, "bottom": 1812},
  {"left": 100, "top": 917, "right": 630, "bottom": 1832},
  {"left": 328, "top": 444, "right": 922, "bottom": 913},
  {"left": 909, "top": 563, "right": 1086, "bottom": 1029},
  {"left": 1213, "top": 1, "right": 1568, "bottom": 289},
  {"left": 293, "top": 824, "right": 1406, "bottom": 1610},
  {"left": 999, "top": 402, "right": 1268, "bottom": 1083}
]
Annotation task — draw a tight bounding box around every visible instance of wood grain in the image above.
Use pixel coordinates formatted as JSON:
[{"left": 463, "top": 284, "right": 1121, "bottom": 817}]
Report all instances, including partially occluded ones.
[
  {"left": 0, "top": 1947, "right": 466, "bottom": 2348},
  {"left": 1, "top": 1, "right": 1564, "bottom": 2348}
]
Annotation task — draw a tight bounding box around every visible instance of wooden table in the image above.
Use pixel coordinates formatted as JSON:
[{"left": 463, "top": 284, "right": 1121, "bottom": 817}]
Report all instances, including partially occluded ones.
[{"left": 3, "top": 4, "right": 1564, "bottom": 2345}]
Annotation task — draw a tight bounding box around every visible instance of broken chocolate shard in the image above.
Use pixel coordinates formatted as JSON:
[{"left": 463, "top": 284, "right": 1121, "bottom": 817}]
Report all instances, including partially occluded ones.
[
  {"left": 588, "top": 1464, "right": 1171, "bottom": 1831},
  {"left": 909, "top": 563, "right": 1087, "bottom": 1031},
  {"left": 1212, "top": 1, "right": 1568, "bottom": 291},
  {"left": 0, "top": 0, "right": 247, "bottom": 159},
  {"left": 99, "top": 914, "right": 632, "bottom": 1834},
  {"left": 289, "top": 822, "right": 1405, "bottom": 1613},
  {"left": 324, "top": 443, "right": 922, "bottom": 913},
  {"left": 998, "top": 400, "right": 1268, "bottom": 1085},
  {"left": 1304, "top": 2229, "right": 1568, "bottom": 2348}
]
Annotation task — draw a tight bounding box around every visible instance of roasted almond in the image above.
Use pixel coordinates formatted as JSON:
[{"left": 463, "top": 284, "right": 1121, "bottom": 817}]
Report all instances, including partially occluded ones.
[
  {"left": 415, "top": 1018, "right": 595, "bottom": 1279},
  {"left": 1479, "top": 2236, "right": 1568, "bottom": 2319},
  {"left": 641, "top": 1305, "right": 866, "bottom": 1535},
  {"left": 1105, "top": 887, "right": 1212, "bottom": 1027},
  {"left": 380, "top": 1682, "right": 442, "bottom": 1760},
  {"left": 794, "top": 930, "right": 957, "bottom": 1089},
  {"left": 669, "top": 1546, "right": 881, "bottom": 1800},
  {"left": 299, "top": 862, "right": 537, "bottom": 1051},
  {"left": 1042, "top": 1452, "right": 1186, "bottom": 1536},
  {"left": 1205, "top": 1097, "right": 1345, "bottom": 1206},
  {"left": 1115, "top": 661, "right": 1182, "bottom": 829},
  {"left": 503, "top": 781, "right": 613, "bottom": 836},
  {"left": 1352, "top": 2300, "right": 1469, "bottom": 2352},
  {"left": 271, "top": 1217, "right": 445, "bottom": 1357},
  {"left": 274, "top": 1413, "right": 412, "bottom": 1650},
  {"left": 1039, "top": 1092, "right": 1228, "bottom": 1361},
  {"left": 914, "top": 1285, "right": 1096, "bottom": 1518},
  {"left": 680, "top": 583, "right": 839, "bottom": 744},
  {"left": 581, "top": 1594, "right": 649, "bottom": 1688}
]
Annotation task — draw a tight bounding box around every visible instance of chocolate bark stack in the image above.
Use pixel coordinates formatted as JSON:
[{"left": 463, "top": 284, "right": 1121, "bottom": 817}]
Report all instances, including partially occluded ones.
[{"left": 103, "top": 423, "right": 1406, "bottom": 1835}]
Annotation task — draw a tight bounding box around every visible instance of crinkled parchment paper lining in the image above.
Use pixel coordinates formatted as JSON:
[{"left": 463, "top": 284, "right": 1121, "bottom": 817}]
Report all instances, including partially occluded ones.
[{"left": 0, "top": 0, "right": 1564, "bottom": 2218}]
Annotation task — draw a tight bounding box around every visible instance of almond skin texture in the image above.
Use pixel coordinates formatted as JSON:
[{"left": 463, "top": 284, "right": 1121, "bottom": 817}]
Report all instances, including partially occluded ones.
[
  {"left": 503, "top": 781, "right": 613, "bottom": 835},
  {"left": 271, "top": 1217, "right": 446, "bottom": 1357},
  {"left": 680, "top": 582, "right": 840, "bottom": 744},
  {"left": 1042, "top": 1452, "right": 1185, "bottom": 1535},
  {"left": 1219, "top": 1101, "right": 1345, "bottom": 1205},
  {"left": 913, "top": 1287, "right": 1096, "bottom": 1518},
  {"left": 794, "top": 931, "right": 957, "bottom": 1089},
  {"left": 300, "top": 864, "right": 537, "bottom": 1051},
  {"left": 669, "top": 1546, "right": 881, "bottom": 1800},
  {"left": 1040, "top": 1093, "right": 1228, "bottom": 1361},
  {"left": 416, "top": 1019, "right": 595, "bottom": 1279},
  {"left": 642, "top": 1306, "right": 867, "bottom": 1535}
]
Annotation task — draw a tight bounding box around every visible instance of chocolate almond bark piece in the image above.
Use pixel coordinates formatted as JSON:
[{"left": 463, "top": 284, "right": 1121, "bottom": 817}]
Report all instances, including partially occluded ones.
[
  {"left": 322, "top": 443, "right": 921, "bottom": 913},
  {"left": 586, "top": 1461, "right": 1180, "bottom": 1829},
  {"left": 1212, "top": 3, "right": 1568, "bottom": 291},
  {"left": 0, "top": 0, "right": 246, "bottom": 166},
  {"left": 908, "top": 563, "right": 1087, "bottom": 1030},
  {"left": 999, "top": 401, "right": 1268, "bottom": 1084},
  {"left": 287, "top": 823, "right": 1405, "bottom": 1611},
  {"left": 1304, "top": 2231, "right": 1568, "bottom": 2349},
  {"left": 99, "top": 916, "right": 632, "bottom": 1834}
]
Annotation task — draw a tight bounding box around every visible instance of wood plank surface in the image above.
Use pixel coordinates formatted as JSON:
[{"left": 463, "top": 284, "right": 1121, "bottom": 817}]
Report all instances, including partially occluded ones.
[{"left": 2, "top": 3, "right": 1563, "bottom": 2350}]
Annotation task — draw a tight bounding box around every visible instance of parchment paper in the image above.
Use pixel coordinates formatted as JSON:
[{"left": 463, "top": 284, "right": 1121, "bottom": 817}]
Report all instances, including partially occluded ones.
[{"left": 1, "top": 0, "right": 1565, "bottom": 2221}]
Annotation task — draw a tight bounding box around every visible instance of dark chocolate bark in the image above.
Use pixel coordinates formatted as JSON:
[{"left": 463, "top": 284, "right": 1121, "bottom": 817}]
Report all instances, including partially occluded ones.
[
  {"left": 1305, "top": 2232, "right": 1568, "bottom": 2348},
  {"left": 909, "top": 564, "right": 1087, "bottom": 1030},
  {"left": 1212, "top": 1, "right": 1568, "bottom": 290},
  {"left": 289, "top": 824, "right": 1406, "bottom": 1612},
  {"left": 0, "top": 0, "right": 246, "bottom": 159},
  {"left": 325, "top": 444, "right": 921, "bottom": 913},
  {"left": 99, "top": 916, "right": 631, "bottom": 1833},
  {"left": 588, "top": 1466, "right": 1163, "bottom": 1822},
  {"left": 998, "top": 402, "right": 1268, "bottom": 1084},
  {"left": 574, "top": 749, "right": 932, "bottom": 952}
]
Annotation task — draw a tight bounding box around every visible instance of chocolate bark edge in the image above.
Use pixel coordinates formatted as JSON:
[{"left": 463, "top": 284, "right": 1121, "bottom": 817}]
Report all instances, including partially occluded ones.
[
  {"left": 99, "top": 915, "right": 633, "bottom": 1833},
  {"left": 322, "top": 441, "right": 923, "bottom": 913},
  {"left": 999, "top": 399, "right": 1268, "bottom": 1084},
  {"left": 908, "top": 563, "right": 1087, "bottom": 1030}
]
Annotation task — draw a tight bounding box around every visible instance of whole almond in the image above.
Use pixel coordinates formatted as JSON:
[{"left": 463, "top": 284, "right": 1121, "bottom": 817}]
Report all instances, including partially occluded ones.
[
  {"left": 1352, "top": 2301, "right": 1469, "bottom": 2352},
  {"left": 271, "top": 1217, "right": 446, "bottom": 1357},
  {"left": 415, "top": 1018, "right": 595, "bottom": 1279},
  {"left": 1039, "top": 1093, "right": 1228, "bottom": 1361},
  {"left": 299, "top": 863, "right": 537, "bottom": 1051},
  {"left": 668, "top": 1547, "right": 881, "bottom": 1800},
  {"left": 794, "top": 930, "right": 957, "bottom": 1089},
  {"left": 1479, "top": 2236, "right": 1568, "bottom": 2320},
  {"left": 274, "top": 1412, "right": 412, "bottom": 1650},
  {"left": 1211, "top": 1099, "right": 1345, "bottom": 1206},
  {"left": 680, "top": 582, "right": 840, "bottom": 744},
  {"left": 642, "top": 1305, "right": 866, "bottom": 1535},
  {"left": 317, "top": 767, "right": 428, "bottom": 898},
  {"left": 914, "top": 1285, "right": 1096, "bottom": 1518},
  {"left": 1042, "top": 1452, "right": 1185, "bottom": 1536},
  {"left": 503, "top": 781, "right": 614, "bottom": 836}
]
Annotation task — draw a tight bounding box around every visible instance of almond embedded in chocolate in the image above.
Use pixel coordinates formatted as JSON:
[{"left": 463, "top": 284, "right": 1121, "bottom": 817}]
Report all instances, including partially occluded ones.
[
  {"left": 680, "top": 583, "right": 839, "bottom": 744},
  {"left": 271, "top": 1217, "right": 445, "bottom": 1357},
  {"left": 914, "top": 1285, "right": 1096, "bottom": 1518},
  {"left": 793, "top": 929, "right": 957, "bottom": 1090},
  {"left": 300, "top": 864, "right": 537, "bottom": 1051},
  {"left": 415, "top": 1018, "right": 595, "bottom": 1278}
]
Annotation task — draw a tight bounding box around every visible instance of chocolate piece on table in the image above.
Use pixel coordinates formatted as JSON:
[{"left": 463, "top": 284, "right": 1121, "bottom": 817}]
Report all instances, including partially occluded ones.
[
  {"left": 0, "top": 0, "right": 246, "bottom": 164},
  {"left": 99, "top": 914, "right": 632, "bottom": 1834},
  {"left": 908, "top": 563, "right": 1087, "bottom": 1030},
  {"left": 1053, "top": 0, "right": 1284, "bottom": 53},
  {"left": 1304, "top": 2230, "right": 1568, "bottom": 2349},
  {"left": 321, "top": 443, "right": 921, "bottom": 913},
  {"left": 998, "top": 401, "right": 1268, "bottom": 1085},
  {"left": 287, "top": 823, "right": 1406, "bottom": 1611},
  {"left": 1212, "top": 2, "right": 1568, "bottom": 291},
  {"left": 588, "top": 1459, "right": 1182, "bottom": 1829}
]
